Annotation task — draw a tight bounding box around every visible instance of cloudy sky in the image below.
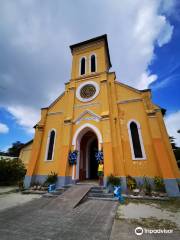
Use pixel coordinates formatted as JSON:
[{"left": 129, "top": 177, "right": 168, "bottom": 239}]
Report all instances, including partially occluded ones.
[{"left": 0, "top": 0, "right": 180, "bottom": 150}]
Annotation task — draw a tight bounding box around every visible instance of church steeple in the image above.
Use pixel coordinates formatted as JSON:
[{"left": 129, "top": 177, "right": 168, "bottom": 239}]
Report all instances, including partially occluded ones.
[{"left": 70, "top": 34, "right": 112, "bottom": 80}]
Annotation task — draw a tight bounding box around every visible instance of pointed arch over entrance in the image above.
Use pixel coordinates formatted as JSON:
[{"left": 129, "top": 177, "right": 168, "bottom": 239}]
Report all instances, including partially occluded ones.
[
  {"left": 72, "top": 123, "right": 103, "bottom": 180},
  {"left": 72, "top": 123, "right": 103, "bottom": 151}
]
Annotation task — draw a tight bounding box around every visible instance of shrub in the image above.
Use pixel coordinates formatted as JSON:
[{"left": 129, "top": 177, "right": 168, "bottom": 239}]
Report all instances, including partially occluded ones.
[
  {"left": 0, "top": 158, "right": 26, "bottom": 186},
  {"left": 45, "top": 171, "right": 58, "bottom": 185},
  {"left": 107, "top": 174, "right": 121, "bottom": 186},
  {"left": 127, "top": 175, "right": 137, "bottom": 190},
  {"left": 154, "top": 176, "right": 166, "bottom": 192},
  {"left": 142, "top": 176, "right": 152, "bottom": 195}
]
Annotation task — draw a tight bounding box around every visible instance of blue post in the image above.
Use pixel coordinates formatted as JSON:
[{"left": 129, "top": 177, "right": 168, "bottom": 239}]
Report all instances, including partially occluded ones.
[
  {"left": 48, "top": 184, "right": 56, "bottom": 192},
  {"left": 114, "top": 186, "right": 124, "bottom": 203}
]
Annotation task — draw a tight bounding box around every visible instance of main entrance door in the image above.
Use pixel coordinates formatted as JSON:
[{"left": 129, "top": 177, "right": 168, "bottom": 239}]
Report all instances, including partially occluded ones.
[{"left": 79, "top": 131, "right": 98, "bottom": 181}]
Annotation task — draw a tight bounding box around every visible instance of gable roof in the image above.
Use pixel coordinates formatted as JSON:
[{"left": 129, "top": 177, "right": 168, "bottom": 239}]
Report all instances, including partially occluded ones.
[
  {"left": 70, "top": 34, "right": 112, "bottom": 68},
  {"left": 115, "top": 80, "right": 151, "bottom": 94},
  {"left": 20, "top": 139, "right": 33, "bottom": 150}
]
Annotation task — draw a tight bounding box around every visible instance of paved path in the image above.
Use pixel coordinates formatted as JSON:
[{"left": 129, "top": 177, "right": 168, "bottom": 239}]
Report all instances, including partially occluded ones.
[
  {"left": 0, "top": 196, "right": 117, "bottom": 240},
  {"left": 110, "top": 219, "right": 180, "bottom": 240},
  {"left": 0, "top": 186, "right": 18, "bottom": 194},
  {"left": 0, "top": 192, "right": 41, "bottom": 211}
]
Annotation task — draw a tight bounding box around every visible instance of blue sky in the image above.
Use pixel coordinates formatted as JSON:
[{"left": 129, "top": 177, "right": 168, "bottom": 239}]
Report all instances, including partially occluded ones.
[
  {"left": 0, "top": 0, "right": 180, "bottom": 151},
  {"left": 150, "top": 16, "right": 180, "bottom": 111}
]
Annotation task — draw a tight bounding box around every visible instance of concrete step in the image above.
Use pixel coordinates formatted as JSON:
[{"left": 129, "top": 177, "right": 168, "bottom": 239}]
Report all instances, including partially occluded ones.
[
  {"left": 88, "top": 197, "right": 117, "bottom": 201},
  {"left": 88, "top": 192, "right": 114, "bottom": 198},
  {"left": 91, "top": 186, "right": 106, "bottom": 191}
]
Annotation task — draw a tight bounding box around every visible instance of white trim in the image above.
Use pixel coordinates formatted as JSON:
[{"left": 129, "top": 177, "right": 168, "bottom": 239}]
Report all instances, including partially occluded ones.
[
  {"left": 117, "top": 98, "right": 142, "bottom": 104},
  {"left": 44, "top": 128, "right": 56, "bottom": 161},
  {"left": 72, "top": 165, "right": 75, "bottom": 180},
  {"left": 76, "top": 139, "right": 80, "bottom": 179},
  {"left": 89, "top": 53, "right": 97, "bottom": 73},
  {"left": 127, "top": 120, "right": 146, "bottom": 160},
  {"left": 76, "top": 81, "right": 100, "bottom": 103},
  {"left": 72, "top": 123, "right": 102, "bottom": 150},
  {"left": 73, "top": 109, "right": 101, "bottom": 124},
  {"left": 79, "top": 56, "right": 87, "bottom": 76},
  {"left": 72, "top": 123, "right": 103, "bottom": 180}
]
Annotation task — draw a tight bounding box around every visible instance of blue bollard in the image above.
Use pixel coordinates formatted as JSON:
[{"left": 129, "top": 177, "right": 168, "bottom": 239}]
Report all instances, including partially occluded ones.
[
  {"left": 48, "top": 184, "right": 56, "bottom": 192},
  {"left": 114, "top": 186, "right": 124, "bottom": 203}
]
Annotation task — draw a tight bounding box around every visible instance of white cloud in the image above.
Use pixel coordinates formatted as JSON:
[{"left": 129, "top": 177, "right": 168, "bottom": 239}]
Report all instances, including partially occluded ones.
[
  {"left": 7, "top": 105, "right": 39, "bottom": 134},
  {"left": 137, "top": 72, "right": 158, "bottom": 90},
  {"left": 0, "top": 0, "right": 177, "bottom": 132},
  {"left": 165, "top": 111, "right": 180, "bottom": 147},
  {"left": 0, "top": 123, "right": 9, "bottom": 134}
]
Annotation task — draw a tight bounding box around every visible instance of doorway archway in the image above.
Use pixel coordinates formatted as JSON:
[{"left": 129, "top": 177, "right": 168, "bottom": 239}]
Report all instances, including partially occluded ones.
[
  {"left": 79, "top": 131, "right": 98, "bottom": 181},
  {"left": 72, "top": 123, "right": 103, "bottom": 180}
]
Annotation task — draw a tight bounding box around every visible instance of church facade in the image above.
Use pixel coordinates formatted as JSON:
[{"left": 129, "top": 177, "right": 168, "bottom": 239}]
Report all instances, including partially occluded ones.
[{"left": 24, "top": 35, "right": 180, "bottom": 196}]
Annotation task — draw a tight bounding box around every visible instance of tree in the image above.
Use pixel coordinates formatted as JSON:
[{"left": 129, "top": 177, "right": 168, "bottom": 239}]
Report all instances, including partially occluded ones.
[
  {"left": 169, "top": 136, "right": 178, "bottom": 150},
  {"left": 7, "top": 141, "right": 24, "bottom": 157},
  {"left": 169, "top": 136, "right": 180, "bottom": 168},
  {"left": 0, "top": 158, "right": 26, "bottom": 186}
]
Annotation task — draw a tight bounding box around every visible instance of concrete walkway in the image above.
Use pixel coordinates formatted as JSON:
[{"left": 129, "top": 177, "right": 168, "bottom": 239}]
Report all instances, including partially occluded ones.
[
  {"left": 110, "top": 199, "right": 180, "bottom": 240},
  {"left": 0, "top": 186, "right": 18, "bottom": 194},
  {"left": 0, "top": 192, "right": 41, "bottom": 211},
  {"left": 0, "top": 196, "right": 117, "bottom": 240}
]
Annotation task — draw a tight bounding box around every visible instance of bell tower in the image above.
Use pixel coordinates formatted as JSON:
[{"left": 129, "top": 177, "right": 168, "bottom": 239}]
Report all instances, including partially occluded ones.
[{"left": 70, "top": 34, "right": 112, "bottom": 80}]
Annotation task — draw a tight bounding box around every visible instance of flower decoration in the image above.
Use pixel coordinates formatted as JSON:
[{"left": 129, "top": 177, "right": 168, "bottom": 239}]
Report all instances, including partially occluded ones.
[
  {"left": 69, "top": 150, "right": 78, "bottom": 165},
  {"left": 95, "top": 150, "right": 104, "bottom": 162}
]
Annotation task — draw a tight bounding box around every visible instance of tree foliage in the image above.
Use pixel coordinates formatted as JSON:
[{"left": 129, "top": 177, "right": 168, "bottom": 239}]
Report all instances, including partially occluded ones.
[
  {"left": 7, "top": 141, "right": 24, "bottom": 157},
  {"left": 0, "top": 158, "right": 26, "bottom": 186},
  {"left": 169, "top": 136, "right": 178, "bottom": 150}
]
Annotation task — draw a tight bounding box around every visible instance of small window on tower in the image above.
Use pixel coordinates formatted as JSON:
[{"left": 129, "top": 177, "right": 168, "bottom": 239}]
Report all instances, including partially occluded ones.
[
  {"left": 80, "top": 57, "right": 86, "bottom": 75},
  {"left": 91, "top": 54, "right": 96, "bottom": 72}
]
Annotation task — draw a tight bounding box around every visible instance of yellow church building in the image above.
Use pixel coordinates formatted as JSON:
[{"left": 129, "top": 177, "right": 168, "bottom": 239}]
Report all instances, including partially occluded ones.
[{"left": 24, "top": 35, "right": 180, "bottom": 196}]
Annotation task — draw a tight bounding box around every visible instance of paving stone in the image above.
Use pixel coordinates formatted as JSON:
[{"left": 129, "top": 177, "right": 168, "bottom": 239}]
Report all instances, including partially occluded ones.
[{"left": 0, "top": 196, "right": 117, "bottom": 240}]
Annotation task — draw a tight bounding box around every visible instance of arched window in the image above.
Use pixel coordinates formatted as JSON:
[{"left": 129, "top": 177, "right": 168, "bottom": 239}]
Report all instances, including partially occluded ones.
[
  {"left": 128, "top": 120, "right": 146, "bottom": 160},
  {"left": 80, "top": 57, "right": 86, "bottom": 75},
  {"left": 90, "top": 54, "right": 96, "bottom": 72},
  {"left": 46, "top": 129, "right": 56, "bottom": 160}
]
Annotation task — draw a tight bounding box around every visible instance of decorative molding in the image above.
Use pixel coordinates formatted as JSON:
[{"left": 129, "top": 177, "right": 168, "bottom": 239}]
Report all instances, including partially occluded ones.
[
  {"left": 147, "top": 111, "right": 156, "bottom": 117},
  {"left": 73, "top": 110, "right": 101, "bottom": 125},
  {"left": 117, "top": 98, "right": 142, "bottom": 104},
  {"left": 74, "top": 102, "right": 100, "bottom": 109},
  {"left": 100, "top": 79, "right": 107, "bottom": 83},
  {"left": 72, "top": 41, "right": 102, "bottom": 54},
  {"left": 71, "top": 71, "right": 106, "bottom": 82},
  {"left": 76, "top": 81, "right": 100, "bottom": 102},
  {"left": 127, "top": 119, "right": 146, "bottom": 160},
  {"left": 100, "top": 117, "right": 109, "bottom": 121},
  {"left": 64, "top": 118, "right": 72, "bottom": 124},
  {"left": 48, "top": 111, "right": 63, "bottom": 116},
  {"left": 72, "top": 123, "right": 103, "bottom": 151},
  {"left": 36, "top": 124, "right": 44, "bottom": 131},
  {"left": 101, "top": 112, "right": 109, "bottom": 118}
]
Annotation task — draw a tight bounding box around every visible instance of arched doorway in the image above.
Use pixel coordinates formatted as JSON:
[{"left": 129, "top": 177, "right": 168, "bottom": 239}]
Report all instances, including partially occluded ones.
[
  {"left": 79, "top": 131, "right": 98, "bottom": 181},
  {"left": 72, "top": 123, "right": 103, "bottom": 181}
]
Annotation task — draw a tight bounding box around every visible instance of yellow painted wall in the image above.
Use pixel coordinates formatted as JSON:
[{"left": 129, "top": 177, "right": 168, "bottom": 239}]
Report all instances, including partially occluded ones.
[
  {"left": 19, "top": 143, "right": 33, "bottom": 169},
  {"left": 25, "top": 36, "right": 180, "bottom": 183}
]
